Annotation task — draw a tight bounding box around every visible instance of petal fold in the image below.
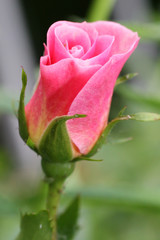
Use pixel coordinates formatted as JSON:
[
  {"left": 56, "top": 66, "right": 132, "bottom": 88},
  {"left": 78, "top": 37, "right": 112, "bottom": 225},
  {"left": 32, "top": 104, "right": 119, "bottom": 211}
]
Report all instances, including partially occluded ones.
[
  {"left": 67, "top": 36, "right": 139, "bottom": 154},
  {"left": 25, "top": 58, "right": 101, "bottom": 145}
]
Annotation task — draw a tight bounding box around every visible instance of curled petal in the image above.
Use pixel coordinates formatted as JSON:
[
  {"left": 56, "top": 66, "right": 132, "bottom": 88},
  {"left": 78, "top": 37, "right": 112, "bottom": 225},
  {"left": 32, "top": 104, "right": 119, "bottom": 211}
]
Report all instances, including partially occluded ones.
[
  {"left": 67, "top": 36, "right": 139, "bottom": 154},
  {"left": 91, "top": 21, "right": 139, "bottom": 55}
]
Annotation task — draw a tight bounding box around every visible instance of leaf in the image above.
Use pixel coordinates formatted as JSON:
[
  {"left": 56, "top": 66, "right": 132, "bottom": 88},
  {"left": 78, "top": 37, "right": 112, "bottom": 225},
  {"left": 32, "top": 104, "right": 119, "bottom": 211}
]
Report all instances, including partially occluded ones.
[
  {"left": 18, "top": 69, "right": 29, "bottom": 142},
  {"left": 57, "top": 196, "right": 80, "bottom": 240},
  {"left": 129, "top": 112, "right": 160, "bottom": 121},
  {"left": 16, "top": 210, "right": 52, "bottom": 240},
  {"left": 115, "top": 73, "right": 138, "bottom": 86},
  {"left": 39, "top": 114, "right": 86, "bottom": 163}
]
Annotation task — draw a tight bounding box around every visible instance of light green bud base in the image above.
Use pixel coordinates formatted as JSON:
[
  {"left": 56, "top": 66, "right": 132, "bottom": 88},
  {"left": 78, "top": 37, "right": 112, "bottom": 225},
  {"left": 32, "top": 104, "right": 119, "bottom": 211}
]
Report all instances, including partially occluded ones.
[
  {"left": 41, "top": 160, "right": 75, "bottom": 179},
  {"left": 41, "top": 159, "right": 75, "bottom": 240}
]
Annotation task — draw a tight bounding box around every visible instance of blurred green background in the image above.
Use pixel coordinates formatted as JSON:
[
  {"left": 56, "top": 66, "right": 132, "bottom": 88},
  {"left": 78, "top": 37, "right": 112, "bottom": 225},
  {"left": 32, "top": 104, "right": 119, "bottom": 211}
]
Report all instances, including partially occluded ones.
[{"left": 0, "top": 0, "right": 160, "bottom": 239}]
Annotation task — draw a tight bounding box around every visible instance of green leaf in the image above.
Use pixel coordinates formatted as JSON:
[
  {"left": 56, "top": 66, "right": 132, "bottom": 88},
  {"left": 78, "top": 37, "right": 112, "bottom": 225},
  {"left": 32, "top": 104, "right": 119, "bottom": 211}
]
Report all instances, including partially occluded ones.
[
  {"left": 39, "top": 114, "right": 86, "bottom": 163},
  {"left": 115, "top": 73, "right": 138, "bottom": 87},
  {"left": 18, "top": 69, "right": 29, "bottom": 142},
  {"left": 16, "top": 210, "right": 52, "bottom": 240},
  {"left": 57, "top": 196, "right": 80, "bottom": 240},
  {"left": 129, "top": 112, "right": 160, "bottom": 121}
]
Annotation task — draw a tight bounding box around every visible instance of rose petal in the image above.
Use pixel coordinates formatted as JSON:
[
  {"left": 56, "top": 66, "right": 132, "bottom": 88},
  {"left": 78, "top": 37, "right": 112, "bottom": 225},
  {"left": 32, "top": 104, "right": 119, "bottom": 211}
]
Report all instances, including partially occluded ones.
[
  {"left": 82, "top": 35, "right": 114, "bottom": 65},
  {"left": 67, "top": 36, "right": 139, "bottom": 154},
  {"left": 91, "top": 21, "right": 139, "bottom": 55},
  {"left": 47, "top": 22, "right": 93, "bottom": 63},
  {"left": 69, "top": 45, "right": 84, "bottom": 58},
  {"left": 25, "top": 57, "right": 101, "bottom": 145},
  {"left": 58, "top": 21, "right": 98, "bottom": 45},
  {"left": 55, "top": 24, "right": 91, "bottom": 52}
]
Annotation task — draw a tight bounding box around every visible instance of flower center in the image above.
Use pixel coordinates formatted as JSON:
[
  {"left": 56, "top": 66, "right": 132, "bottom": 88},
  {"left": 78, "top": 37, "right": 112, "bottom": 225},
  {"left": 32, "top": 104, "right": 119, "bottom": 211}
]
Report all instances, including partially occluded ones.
[{"left": 69, "top": 45, "right": 84, "bottom": 58}]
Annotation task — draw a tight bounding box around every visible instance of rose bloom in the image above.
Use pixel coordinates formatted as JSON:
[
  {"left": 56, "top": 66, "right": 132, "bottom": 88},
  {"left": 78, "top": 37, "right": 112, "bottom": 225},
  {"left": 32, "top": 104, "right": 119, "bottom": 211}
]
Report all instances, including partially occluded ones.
[{"left": 25, "top": 21, "right": 139, "bottom": 157}]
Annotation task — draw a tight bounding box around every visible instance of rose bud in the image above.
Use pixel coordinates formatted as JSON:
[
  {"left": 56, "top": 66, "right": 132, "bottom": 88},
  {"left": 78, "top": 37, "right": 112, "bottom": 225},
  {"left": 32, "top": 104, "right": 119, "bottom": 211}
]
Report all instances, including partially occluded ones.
[{"left": 19, "top": 21, "right": 139, "bottom": 164}]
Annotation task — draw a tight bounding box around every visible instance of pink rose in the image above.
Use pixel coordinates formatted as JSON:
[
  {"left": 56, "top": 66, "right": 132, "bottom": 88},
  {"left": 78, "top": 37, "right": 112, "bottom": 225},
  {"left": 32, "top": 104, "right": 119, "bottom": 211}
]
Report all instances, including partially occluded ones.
[{"left": 25, "top": 21, "right": 139, "bottom": 157}]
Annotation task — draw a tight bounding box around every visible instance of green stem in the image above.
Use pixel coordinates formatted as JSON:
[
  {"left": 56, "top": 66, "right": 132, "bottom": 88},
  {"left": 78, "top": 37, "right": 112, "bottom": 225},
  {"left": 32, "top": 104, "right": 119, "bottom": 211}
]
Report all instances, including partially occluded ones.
[
  {"left": 42, "top": 160, "right": 75, "bottom": 239},
  {"left": 47, "top": 178, "right": 65, "bottom": 240}
]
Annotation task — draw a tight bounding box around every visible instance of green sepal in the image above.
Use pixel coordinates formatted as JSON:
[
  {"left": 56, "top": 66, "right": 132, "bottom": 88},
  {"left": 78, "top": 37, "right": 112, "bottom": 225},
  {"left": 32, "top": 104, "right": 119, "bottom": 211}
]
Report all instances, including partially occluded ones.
[
  {"left": 72, "top": 157, "right": 102, "bottom": 162},
  {"left": 118, "top": 105, "right": 127, "bottom": 117},
  {"left": 73, "top": 106, "right": 127, "bottom": 160},
  {"left": 18, "top": 69, "right": 29, "bottom": 142},
  {"left": 115, "top": 72, "right": 138, "bottom": 87},
  {"left": 38, "top": 114, "right": 86, "bottom": 163},
  {"left": 16, "top": 210, "right": 52, "bottom": 240},
  {"left": 57, "top": 196, "right": 80, "bottom": 240},
  {"left": 26, "top": 137, "right": 39, "bottom": 154},
  {"left": 84, "top": 111, "right": 160, "bottom": 158},
  {"left": 85, "top": 116, "right": 127, "bottom": 158}
]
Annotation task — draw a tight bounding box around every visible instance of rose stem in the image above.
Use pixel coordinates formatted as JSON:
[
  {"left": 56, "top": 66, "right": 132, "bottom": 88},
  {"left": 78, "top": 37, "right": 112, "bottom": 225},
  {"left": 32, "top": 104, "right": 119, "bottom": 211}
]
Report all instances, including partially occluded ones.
[{"left": 47, "top": 178, "right": 65, "bottom": 240}]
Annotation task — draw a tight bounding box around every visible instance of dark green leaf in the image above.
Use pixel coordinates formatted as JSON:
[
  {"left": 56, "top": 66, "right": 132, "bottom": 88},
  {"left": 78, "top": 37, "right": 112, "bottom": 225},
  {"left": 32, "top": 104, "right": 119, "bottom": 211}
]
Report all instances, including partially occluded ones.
[
  {"left": 39, "top": 114, "right": 86, "bottom": 163},
  {"left": 116, "top": 73, "right": 138, "bottom": 86},
  {"left": 18, "top": 69, "right": 29, "bottom": 142},
  {"left": 16, "top": 210, "right": 52, "bottom": 240},
  {"left": 57, "top": 196, "right": 80, "bottom": 240}
]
